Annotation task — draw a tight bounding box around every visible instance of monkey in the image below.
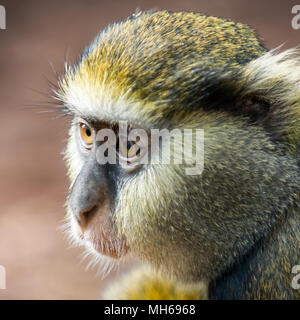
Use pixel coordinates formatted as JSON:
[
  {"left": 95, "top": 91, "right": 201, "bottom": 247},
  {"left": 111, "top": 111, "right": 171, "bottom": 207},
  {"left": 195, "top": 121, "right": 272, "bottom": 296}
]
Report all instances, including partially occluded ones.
[{"left": 54, "top": 10, "right": 300, "bottom": 299}]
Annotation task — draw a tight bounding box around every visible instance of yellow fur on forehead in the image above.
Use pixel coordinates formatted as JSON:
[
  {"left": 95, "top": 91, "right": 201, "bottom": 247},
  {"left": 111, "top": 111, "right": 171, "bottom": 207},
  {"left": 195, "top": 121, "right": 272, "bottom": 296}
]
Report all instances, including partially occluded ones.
[{"left": 56, "top": 10, "right": 267, "bottom": 124}]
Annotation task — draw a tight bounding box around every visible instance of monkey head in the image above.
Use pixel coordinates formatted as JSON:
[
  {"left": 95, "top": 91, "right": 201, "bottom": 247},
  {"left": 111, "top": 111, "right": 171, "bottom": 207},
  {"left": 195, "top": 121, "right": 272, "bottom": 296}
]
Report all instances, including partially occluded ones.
[{"left": 56, "top": 11, "right": 300, "bottom": 284}]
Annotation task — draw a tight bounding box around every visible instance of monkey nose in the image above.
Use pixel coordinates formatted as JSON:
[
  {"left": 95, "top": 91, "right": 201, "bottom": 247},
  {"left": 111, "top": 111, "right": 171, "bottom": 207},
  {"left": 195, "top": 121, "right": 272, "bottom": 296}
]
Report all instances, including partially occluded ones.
[{"left": 75, "top": 205, "right": 98, "bottom": 231}]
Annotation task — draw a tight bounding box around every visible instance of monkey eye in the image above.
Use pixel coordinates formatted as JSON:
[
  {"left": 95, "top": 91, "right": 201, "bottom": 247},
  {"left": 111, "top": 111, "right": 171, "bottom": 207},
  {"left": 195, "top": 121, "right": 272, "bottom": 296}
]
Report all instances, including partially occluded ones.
[
  {"left": 120, "top": 140, "right": 140, "bottom": 159},
  {"left": 117, "top": 132, "right": 148, "bottom": 172},
  {"left": 78, "top": 122, "right": 93, "bottom": 148},
  {"left": 127, "top": 141, "right": 141, "bottom": 158}
]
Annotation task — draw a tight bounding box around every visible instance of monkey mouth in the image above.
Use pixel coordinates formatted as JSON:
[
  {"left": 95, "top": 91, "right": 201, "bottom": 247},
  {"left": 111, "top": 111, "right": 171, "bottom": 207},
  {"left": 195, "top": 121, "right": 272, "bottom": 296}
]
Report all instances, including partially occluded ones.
[
  {"left": 73, "top": 221, "right": 128, "bottom": 259},
  {"left": 85, "top": 234, "right": 129, "bottom": 259}
]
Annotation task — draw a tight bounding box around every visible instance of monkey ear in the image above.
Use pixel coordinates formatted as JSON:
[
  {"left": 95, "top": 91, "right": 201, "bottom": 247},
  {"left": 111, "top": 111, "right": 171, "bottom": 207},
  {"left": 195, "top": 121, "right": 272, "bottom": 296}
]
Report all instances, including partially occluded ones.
[
  {"left": 213, "top": 48, "right": 300, "bottom": 154},
  {"left": 241, "top": 48, "right": 300, "bottom": 153}
]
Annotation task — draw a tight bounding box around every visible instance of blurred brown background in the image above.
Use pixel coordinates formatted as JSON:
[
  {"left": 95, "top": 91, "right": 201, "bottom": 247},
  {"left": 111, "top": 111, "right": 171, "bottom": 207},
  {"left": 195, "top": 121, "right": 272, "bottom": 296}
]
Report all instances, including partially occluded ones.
[{"left": 0, "top": 0, "right": 298, "bottom": 299}]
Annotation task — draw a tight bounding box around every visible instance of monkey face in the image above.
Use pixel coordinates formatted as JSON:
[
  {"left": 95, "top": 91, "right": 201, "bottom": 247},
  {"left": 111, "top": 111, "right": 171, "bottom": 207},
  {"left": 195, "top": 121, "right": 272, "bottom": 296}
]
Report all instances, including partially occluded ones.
[
  {"left": 66, "top": 118, "right": 149, "bottom": 259},
  {"left": 58, "top": 10, "right": 300, "bottom": 281}
]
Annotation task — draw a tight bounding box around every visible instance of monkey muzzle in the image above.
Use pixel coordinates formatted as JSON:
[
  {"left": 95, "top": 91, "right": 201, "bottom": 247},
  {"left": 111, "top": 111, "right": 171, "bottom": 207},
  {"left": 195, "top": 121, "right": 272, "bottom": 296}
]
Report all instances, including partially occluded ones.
[{"left": 68, "top": 153, "right": 128, "bottom": 259}]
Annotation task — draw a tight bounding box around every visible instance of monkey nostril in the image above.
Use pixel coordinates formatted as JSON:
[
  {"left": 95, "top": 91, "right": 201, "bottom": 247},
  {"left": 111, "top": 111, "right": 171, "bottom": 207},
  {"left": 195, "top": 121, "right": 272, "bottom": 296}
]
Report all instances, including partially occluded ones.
[{"left": 76, "top": 205, "right": 98, "bottom": 230}]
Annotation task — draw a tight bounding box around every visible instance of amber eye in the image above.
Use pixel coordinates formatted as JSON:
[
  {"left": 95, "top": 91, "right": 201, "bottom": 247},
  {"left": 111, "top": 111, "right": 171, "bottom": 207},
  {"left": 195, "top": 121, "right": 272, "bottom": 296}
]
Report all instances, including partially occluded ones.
[
  {"left": 126, "top": 140, "right": 140, "bottom": 158},
  {"left": 117, "top": 131, "right": 150, "bottom": 173},
  {"left": 119, "top": 138, "right": 140, "bottom": 160},
  {"left": 79, "top": 122, "right": 93, "bottom": 148}
]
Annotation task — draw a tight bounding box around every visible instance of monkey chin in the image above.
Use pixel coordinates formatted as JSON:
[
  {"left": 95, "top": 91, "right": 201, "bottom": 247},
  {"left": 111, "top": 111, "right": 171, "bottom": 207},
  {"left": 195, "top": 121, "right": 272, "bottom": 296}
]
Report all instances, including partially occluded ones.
[
  {"left": 85, "top": 234, "right": 129, "bottom": 260},
  {"left": 72, "top": 218, "right": 129, "bottom": 260}
]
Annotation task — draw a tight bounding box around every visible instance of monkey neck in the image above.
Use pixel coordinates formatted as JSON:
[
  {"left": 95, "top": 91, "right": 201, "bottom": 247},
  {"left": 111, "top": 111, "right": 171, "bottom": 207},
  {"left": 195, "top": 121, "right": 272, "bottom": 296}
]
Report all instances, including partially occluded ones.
[{"left": 210, "top": 207, "right": 300, "bottom": 299}]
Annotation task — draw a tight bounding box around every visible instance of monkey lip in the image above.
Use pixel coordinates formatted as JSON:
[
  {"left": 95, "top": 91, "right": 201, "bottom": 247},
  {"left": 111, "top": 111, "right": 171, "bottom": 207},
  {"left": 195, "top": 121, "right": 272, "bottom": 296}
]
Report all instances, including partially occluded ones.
[
  {"left": 88, "top": 236, "right": 128, "bottom": 259},
  {"left": 74, "top": 222, "right": 128, "bottom": 259},
  {"left": 86, "top": 234, "right": 128, "bottom": 259}
]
